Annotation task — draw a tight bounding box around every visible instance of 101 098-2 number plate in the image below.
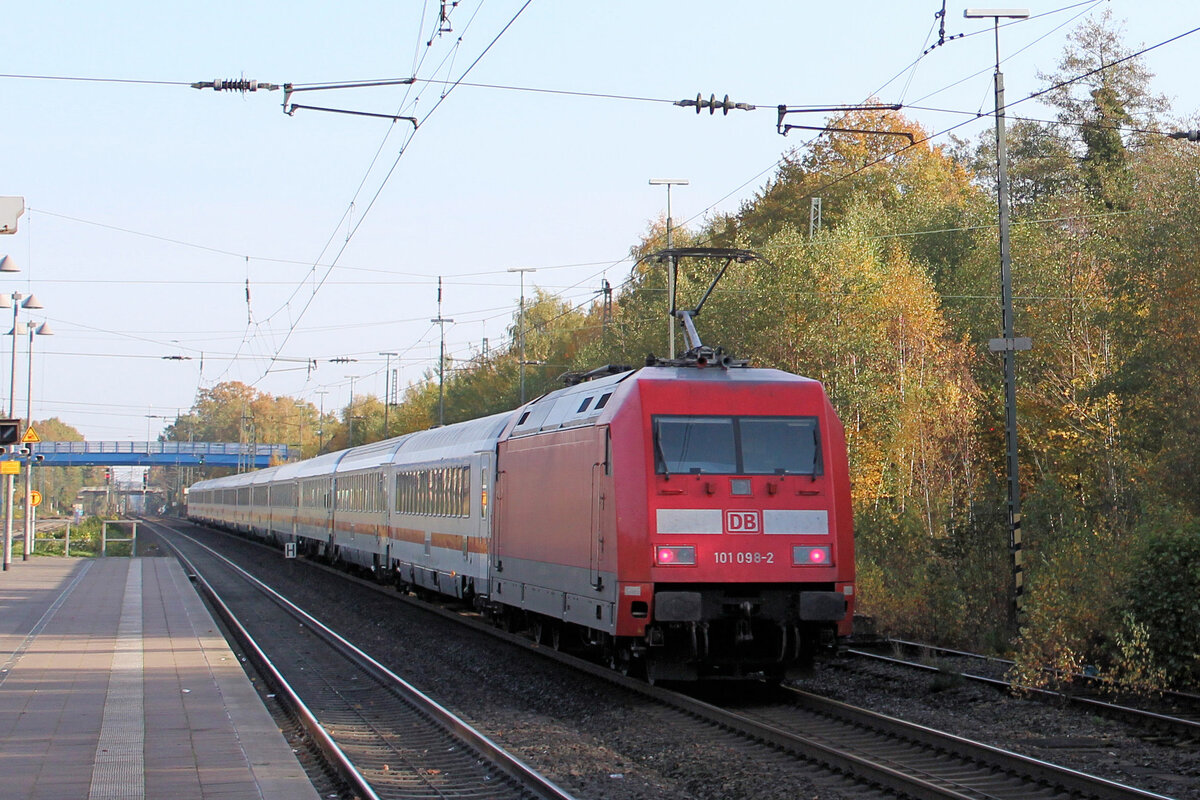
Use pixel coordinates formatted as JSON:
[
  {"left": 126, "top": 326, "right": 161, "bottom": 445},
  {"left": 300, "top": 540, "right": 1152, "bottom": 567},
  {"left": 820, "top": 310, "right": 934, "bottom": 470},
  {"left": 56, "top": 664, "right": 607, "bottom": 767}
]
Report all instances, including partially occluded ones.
[{"left": 714, "top": 551, "right": 775, "bottom": 565}]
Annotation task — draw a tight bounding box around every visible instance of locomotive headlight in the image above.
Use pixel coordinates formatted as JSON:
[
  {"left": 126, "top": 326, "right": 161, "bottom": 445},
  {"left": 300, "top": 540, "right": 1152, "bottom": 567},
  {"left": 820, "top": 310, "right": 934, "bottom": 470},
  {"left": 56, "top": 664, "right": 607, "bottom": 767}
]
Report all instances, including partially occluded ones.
[
  {"left": 656, "top": 545, "right": 696, "bottom": 566},
  {"left": 793, "top": 545, "right": 832, "bottom": 566}
]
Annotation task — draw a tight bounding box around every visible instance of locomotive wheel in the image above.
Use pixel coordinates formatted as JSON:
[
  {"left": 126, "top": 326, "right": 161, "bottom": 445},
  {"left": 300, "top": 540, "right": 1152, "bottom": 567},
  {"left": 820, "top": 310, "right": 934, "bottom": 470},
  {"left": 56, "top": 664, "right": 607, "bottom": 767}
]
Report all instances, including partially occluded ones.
[
  {"left": 530, "top": 618, "right": 545, "bottom": 645},
  {"left": 549, "top": 623, "right": 562, "bottom": 651},
  {"left": 610, "top": 644, "right": 635, "bottom": 677},
  {"left": 502, "top": 608, "right": 523, "bottom": 633}
]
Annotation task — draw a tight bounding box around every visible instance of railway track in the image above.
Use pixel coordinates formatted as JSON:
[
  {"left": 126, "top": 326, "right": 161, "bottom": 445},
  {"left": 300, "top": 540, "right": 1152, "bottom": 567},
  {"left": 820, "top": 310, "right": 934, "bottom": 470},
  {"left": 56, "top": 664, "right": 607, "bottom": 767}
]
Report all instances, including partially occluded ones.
[
  {"left": 846, "top": 639, "right": 1200, "bottom": 743},
  {"left": 714, "top": 686, "right": 1175, "bottom": 800},
  {"left": 149, "top": 518, "right": 1178, "bottom": 800},
  {"left": 153, "top": 522, "right": 576, "bottom": 800}
]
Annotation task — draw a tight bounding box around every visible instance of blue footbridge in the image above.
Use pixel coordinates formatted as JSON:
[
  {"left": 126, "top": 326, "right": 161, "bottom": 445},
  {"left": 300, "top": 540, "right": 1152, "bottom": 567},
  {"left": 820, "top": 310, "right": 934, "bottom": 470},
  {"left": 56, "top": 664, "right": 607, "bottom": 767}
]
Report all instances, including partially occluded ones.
[{"left": 21, "top": 441, "right": 292, "bottom": 468}]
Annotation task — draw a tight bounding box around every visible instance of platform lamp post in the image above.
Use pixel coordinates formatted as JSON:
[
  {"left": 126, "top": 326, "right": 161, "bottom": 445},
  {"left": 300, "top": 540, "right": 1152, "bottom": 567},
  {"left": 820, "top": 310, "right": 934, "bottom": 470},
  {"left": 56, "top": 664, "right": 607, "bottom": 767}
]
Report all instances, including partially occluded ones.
[
  {"left": 966, "top": 7, "right": 1031, "bottom": 623},
  {"left": 507, "top": 268, "right": 535, "bottom": 404},
  {"left": 0, "top": 286, "right": 40, "bottom": 569},
  {"left": 0, "top": 257, "right": 21, "bottom": 570},
  {"left": 379, "top": 351, "right": 397, "bottom": 438},
  {"left": 22, "top": 321, "right": 51, "bottom": 558},
  {"left": 649, "top": 178, "right": 688, "bottom": 358}
]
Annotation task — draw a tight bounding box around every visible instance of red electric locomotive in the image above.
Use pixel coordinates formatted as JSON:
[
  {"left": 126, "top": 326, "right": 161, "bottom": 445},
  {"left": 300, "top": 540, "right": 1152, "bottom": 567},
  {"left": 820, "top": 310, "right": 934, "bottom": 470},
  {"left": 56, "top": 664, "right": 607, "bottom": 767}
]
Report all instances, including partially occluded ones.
[{"left": 492, "top": 359, "right": 854, "bottom": 681}]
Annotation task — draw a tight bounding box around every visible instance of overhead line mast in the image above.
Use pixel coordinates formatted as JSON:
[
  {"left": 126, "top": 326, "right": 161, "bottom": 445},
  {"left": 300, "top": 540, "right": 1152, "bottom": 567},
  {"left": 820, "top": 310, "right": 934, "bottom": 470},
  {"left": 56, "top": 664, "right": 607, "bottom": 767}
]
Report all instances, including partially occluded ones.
[{"left": 431, "top": 278, "right": 454, "bottom": 426}]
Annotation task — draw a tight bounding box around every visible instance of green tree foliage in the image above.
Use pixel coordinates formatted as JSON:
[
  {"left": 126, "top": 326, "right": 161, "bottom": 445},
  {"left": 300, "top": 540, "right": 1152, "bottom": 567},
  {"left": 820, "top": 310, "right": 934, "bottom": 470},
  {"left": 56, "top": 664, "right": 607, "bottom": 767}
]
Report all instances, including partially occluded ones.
[
  {"left": 747, "top": 207, "right": 981, "bottom": 533},
  {"left": 720, "top": 107, "right": 988, "bottom": 291},
  {"left": 979, "top": 12, "right": 1200, "bottom": 683},
  {"left": 1112, "top": 514, "right": 1200, "bottom": 688},
  {"left": 1036, "top": 8, "right": 1166, "bottom": 207},
  {"left": 324, "top": 394, "right": 384, "bottom": 451},
  {"left": 1103, "top": 137, "right": 1200, "bottom": 509}
]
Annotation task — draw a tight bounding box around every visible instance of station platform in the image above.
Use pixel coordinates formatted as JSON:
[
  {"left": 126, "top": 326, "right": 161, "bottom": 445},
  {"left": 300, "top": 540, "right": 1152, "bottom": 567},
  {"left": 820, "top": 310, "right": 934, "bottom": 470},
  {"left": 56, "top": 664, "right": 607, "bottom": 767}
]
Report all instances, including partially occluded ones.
[{"left": 0, "top": 557, "right": 321, "bottom": 800}]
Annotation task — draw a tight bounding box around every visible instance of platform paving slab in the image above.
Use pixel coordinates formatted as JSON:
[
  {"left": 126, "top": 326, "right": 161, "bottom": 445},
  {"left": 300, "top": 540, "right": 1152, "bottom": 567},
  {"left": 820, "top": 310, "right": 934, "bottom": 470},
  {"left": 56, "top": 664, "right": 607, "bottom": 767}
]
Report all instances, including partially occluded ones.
[{"left": 0, "top": 557, "right": 321, "bottom": 800}]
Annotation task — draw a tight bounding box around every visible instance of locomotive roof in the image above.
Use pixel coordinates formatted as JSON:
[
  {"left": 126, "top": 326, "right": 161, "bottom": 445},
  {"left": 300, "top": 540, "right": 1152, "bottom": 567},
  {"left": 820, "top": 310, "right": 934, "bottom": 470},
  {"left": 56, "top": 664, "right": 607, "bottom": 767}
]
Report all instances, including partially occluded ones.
[
  {"left": 506, "top": 368, "right": 635, "bottom": 438},
  {"left": 634, "top": 364, "right": 822, "bottom": 386},
  {"left": 502, "top": 364, "right": 823, "bottom": 438}
]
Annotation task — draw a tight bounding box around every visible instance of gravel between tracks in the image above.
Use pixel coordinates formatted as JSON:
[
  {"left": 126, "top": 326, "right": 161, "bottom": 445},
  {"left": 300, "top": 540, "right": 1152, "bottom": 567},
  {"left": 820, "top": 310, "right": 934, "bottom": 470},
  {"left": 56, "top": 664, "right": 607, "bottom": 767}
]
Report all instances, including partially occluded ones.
[
  {"left": 796, "top": 656, "right": 1200, "bottom": 799},
  {"left": 176, "top": 524, "right": 1198, "bottom": 800}
]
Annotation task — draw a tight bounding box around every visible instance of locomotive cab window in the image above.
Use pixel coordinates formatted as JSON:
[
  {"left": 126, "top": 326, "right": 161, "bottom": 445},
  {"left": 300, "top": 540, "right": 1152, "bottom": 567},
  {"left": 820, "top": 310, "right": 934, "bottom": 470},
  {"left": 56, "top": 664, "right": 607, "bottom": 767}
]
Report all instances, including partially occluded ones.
[
  {"left": 653, "top": 415, "right": 822, "bottom": 476},
  {"left": 654, "top": 416, "right": 737, "bottom": 474}
]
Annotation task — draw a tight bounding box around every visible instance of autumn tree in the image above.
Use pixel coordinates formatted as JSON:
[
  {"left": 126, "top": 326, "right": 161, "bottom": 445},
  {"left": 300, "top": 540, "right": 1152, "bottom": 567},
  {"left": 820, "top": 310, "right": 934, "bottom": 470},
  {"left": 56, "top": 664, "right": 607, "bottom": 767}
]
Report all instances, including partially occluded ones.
[{"left": 1037, "top": 9, "right": 1167, "bottom": 207}]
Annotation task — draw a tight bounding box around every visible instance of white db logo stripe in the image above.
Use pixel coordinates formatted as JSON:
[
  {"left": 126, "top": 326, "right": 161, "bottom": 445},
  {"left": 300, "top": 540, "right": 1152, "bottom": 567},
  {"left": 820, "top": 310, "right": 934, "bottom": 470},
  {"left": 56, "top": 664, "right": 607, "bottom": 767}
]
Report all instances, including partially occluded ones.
[
  {"left": 656, "top": 509, "right": 722, "bottom": 534},
  {"left": 763, "top": 510, "right": 829, "bottom": 535}
]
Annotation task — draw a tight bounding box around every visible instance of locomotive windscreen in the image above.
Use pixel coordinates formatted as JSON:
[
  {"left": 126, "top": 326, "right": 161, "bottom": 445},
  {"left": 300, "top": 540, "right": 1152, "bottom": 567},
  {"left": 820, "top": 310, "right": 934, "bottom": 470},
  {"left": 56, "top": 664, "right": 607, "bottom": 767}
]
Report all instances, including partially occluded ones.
[{"left": 653, "top": 415, "right": 822, "bottom": 476}]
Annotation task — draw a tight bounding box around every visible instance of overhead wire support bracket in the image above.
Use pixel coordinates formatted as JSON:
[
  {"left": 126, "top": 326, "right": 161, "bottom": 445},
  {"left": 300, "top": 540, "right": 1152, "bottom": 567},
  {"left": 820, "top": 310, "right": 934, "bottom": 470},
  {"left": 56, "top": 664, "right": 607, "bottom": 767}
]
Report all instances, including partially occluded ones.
[
  {"left": 281, "top": 78, "right": 419, "bottom": 124},
  {"left": 284, "top": 104, "right": 418, "bottom": 124},
  {"left": 779, "top": 124, "right": 915, "bottom": 143},
  {"left": 775, "top": 102, "right": 903, "bottom": 136}
]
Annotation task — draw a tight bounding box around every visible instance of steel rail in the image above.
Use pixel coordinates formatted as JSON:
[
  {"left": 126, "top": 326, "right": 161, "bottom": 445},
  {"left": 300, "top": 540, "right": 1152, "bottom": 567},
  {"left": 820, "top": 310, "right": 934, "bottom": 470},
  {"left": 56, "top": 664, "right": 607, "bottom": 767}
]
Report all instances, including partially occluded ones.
[
  {"left": 165, "top": 543, "right": 381, "bottom": 800},
  {"left": 846, "top": 647, "right": 1200, "bottom": 741},
  {"left": 780, "top": 686, "right": 1176, "bottom": 800}
]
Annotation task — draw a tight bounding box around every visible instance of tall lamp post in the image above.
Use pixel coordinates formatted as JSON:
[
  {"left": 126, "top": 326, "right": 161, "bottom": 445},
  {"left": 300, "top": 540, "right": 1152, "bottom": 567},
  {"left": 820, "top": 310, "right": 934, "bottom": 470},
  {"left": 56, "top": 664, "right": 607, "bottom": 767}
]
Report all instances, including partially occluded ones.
[
  {"left": 0, "top": 255, "right": 19, "bottom": 571},
  {"left": 966, "top": 7, "right": 1031, "bottom": 621},
  {"left": 0, "top": 285, "right": 41, "bottom": 570},
  {"left": 21, "top": 321, "right": 51, "bottom": 559},
  {"left": 649, "top": 178, "right": 689, "bottom": 358},
  {"left": 507, "top": 268, "right": 536, "bottom": 404},
  {"left": 0, "top": 260, "right": 21, "bottom": 412},
  {"left": 378, "top": 351, "right": 397, "bottom": 438}
]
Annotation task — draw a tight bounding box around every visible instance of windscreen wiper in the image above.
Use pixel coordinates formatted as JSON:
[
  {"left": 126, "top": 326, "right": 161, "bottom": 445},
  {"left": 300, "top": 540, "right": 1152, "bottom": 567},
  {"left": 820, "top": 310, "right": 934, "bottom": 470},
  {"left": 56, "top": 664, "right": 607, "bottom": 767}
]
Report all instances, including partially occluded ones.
[{"left": 654, "top": 433, "right": 672, "bottom": 480}]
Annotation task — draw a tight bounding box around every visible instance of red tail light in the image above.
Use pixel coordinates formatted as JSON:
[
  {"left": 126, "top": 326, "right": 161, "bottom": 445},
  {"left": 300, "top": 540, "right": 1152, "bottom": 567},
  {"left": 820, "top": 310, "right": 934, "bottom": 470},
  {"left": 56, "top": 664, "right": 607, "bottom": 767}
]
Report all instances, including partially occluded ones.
[
  {"left": 656, "top": 545, "right": 696, "bottom": 566},
  {"left": 793, "top": 545, "right": 831, "bottom": 565}
]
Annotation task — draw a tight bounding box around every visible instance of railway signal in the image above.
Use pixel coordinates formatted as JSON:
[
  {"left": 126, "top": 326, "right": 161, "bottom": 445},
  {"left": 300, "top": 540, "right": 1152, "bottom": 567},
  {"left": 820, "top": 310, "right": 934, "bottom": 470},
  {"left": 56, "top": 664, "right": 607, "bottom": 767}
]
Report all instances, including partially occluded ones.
[{"left": 0, "top": 419, "right": 19, "bottom": 447}]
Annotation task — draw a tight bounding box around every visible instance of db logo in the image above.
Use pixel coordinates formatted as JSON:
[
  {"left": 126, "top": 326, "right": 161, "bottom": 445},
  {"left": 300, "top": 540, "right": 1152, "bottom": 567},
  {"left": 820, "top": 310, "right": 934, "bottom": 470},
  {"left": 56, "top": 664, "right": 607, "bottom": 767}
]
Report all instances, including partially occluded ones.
[{"left": 725, "top": 510, "right": 761, "bottom": 534}]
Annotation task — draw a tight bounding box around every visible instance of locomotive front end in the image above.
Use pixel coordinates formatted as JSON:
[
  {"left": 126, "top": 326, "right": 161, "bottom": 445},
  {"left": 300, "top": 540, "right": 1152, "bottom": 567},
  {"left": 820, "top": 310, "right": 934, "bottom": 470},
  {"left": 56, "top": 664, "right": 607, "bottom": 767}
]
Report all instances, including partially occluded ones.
[{"left": 629, "top": 367, "right": 855, "bottom": 681}]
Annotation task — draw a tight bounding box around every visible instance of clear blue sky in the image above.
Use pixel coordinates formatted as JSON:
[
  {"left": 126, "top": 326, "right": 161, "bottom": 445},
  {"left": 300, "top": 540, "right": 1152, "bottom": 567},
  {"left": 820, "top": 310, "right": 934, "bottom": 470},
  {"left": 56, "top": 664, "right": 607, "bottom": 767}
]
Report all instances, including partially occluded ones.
[{"left": 1, "top": 1, "right": 1196, "bottom": 443}]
